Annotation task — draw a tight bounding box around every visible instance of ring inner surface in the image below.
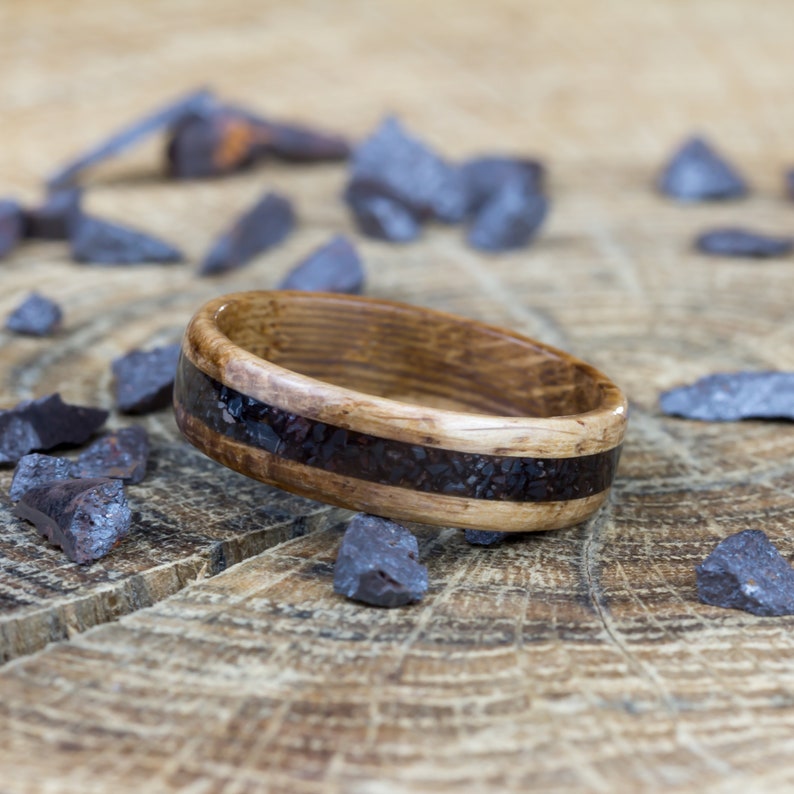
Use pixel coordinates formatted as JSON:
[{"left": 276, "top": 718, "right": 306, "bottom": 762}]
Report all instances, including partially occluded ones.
[{"left": 216, "top": 295, "right": 602, "bottom": 418}]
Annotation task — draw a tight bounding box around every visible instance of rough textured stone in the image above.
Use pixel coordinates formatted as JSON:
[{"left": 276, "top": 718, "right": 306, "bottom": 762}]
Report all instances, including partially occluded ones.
[
  {"left": 9, "top": 454, "right": 73, "bottom": 501},
  {"left": 14, "top": 478, "right": 132, "bottom": 564},
  {"left": 466, "top": 180, "right": 548, "bottom": 252},
  {"left": 47, "top": 88, "right": 215, "bottom": 188},
  {"left": 461, "top": 156, "right": 545, "bottom": 213},
  {"left": 72, "top": 426, "right": 149, "bottom": 484},
  {"left": 346, "top": 188, "right": 421, "bottom": 243},
  {"left": 658, "top": 136, "right": 748, "bottom": 201},
  {"left": 199, "top": 192, "right": 295, "bottom": 276},
  {"left": 0, "top": 394, "right": 108, "bottom": 465},
  {"left": 697, "top": 530, "right": 794, "bottom": 616},
  {"left": 346, "top": 117, "right": 466, "bottom": 224},
  {"left": 5, "top": 292, "right": 63, "bottom": 336},
  {"left": 23, "top": 188, "right": 83, "bottom": 240},
  {"left": 0, "top": 199, "right": 23, "bottom": 258},
  {"left": 265, "top": 120, "right": 350, "bottom": 162},
  {"left": 278, "top": 235, "right": 364, "bottom": 293},
  {"left": 112, "top": 344, "right": 181, "bottom": 414},
  {"left": 695, "top": 228, "right": 792, "bottom": 258},
  {"left": 71, "top": 216, "right": 184, "bottom": 265},
  {"left": 660, "top": 371, "right": 794, "bottom": 421},
  {"left": 464, "top": 529, "right": 509, "bottom": 546},
  {"left": 333, "top": 514, "right": 428, "bottom": 608}
]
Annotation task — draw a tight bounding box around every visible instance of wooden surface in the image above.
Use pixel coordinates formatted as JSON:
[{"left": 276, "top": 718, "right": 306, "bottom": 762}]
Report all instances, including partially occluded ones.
[{"left": 3, "top": 1, "right": 794, "bottom": 791}]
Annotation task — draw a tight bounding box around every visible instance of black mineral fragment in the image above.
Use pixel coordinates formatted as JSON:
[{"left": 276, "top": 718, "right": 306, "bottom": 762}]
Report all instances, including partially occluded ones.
[
  {"left": 466, "top": 180, "right": 548, "bottom": 252},
  {"left": 786, "top": 168, "right": 794, "bottom": 200},
  {"left": 0, "top": 394, "right": 108, "bottom": 465},
  {"left": 71, "top": 216, "right": 184, "bottom": 265},
  {"left": 5, "top": 292, "right": 62, "bottom": 336},
  {"left": 15, "top": 478, "right": 131, "bottom": 564},
  {"left": 47, "top": 87, "right": 215, "bottom": 189},
  {"left": 333, "top": 513, "right": 428, "bottom": 608},
  {"left": 697, "top": 530, "right": 794, "bottom": 616},
  {"left": 345, "top": 188, "right": 421, "bottom": 243},
  {"left": 658, "top": 136, "right": 748, "bottom": 201},
  {"left": 462, "top": 156, "right": 545, "bottom": 213},
  {"left": 464, "top": 529, "right": 509, "bottom": 546},
  {"left": 200, "top": 191, "right": 295, "bottom": 276},
  {"left": 72, "top": 426, "right": 149, "bottom": 484},
  {"left": 0, "top": 199, "right": 23, "bottom": 258},
  {"left": 660, "top": 371, "right": 794, "bottom": 422},
  {"left": 266, "top": 120, "right": 350, "bottom": 162},
  {"left": 346, "top": 117, "right": 467, "bottom": 225},
  {"left": 695, "top": 228, "right": 792, "bottom": 259},
  {"left": 278, "top": 235, "right": 364, "bottom": 293},
  {"left": 112, "top": 343, "right": 181, "bottom": 414},
  {"left": 23, "top": 188, "right": 83, "bottom": 240},
  {"left": 10, "top": 453, "right": 73, "bottom": 501}
]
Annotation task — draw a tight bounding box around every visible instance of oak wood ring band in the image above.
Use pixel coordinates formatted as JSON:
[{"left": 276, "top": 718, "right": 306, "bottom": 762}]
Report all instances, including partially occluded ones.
[{"left": 173, "top": 291, "right": 628, "bottom": 532}]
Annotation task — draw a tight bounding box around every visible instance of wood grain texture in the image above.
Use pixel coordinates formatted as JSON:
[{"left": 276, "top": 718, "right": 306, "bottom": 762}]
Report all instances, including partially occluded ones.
[{"left": 3, "top": 0, "right": 794, "bottom": 791}]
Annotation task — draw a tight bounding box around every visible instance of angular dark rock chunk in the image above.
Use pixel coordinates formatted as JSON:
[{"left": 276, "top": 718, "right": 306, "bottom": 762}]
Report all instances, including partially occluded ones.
[
  {"left": 71, "top": 216, "right": 184, "bottom": 265},
  {"left": 786, "top": 168, "right": 794, "bottom": 200},
  {"left": 660, "top": 371, "right": 794, "bottom": 422},
  {"left": 72, "top": 426, "right": 149, "bottom": 484},
  {"left": 658, "top": 136, "right": 748, "bottom": 201},
  {"left": 346, "top": 117, "right": 467, "bottom": 224},
  {"left": 10, "top": 453, "right": 73, "bottom": 501},
  {"left": 166, "top": 106, "right": 267, "bottom": 179},
  {"left": 466, "top": 180, "right": 549, "bottom": 252},
  {"left": 333, "top": 513, "right": 428, "bottom": 608},
  {"left": 278, "top": 235, "right": 364, "bottom": 293},
  {"left": 697, "top": 530, "right": 794, "bottom": 616},
  {"left": 200, "top": 191, "right": 295, "bottom": 276},
  {"left": 23, "top": 187, "right": 83, "bottom": 240},
  {"left": 47, "top": 87, "right": 215, "bottom": 189},
  {"left": 112, "top": 343, "right": 181, "bottom": 414},
  {"left": 14, "top": 478, "right": 131, "bottom": 564},
  {"left": 461, "top": 156, "right": 545, "bottom": 213},
  {"left": 266, "top": 120, "right": 350, "bottom": 162},
  {"left": 0, "top": 394, "right": 108, "bottom": 465},
  {"left": 346, "top": 187, "right": 421, "bottom": 243},
  {"left": 464, "top": 529, "right": 509, "bottom": 546},
  {"left": 695, "top": 228, "right": 792, "bottom": 258},
  {"left": 5, "top": 292, "right": 63, "bottom": 336},
  {"left": 0, "top": 199, "right": 23, "bottom": 258}
]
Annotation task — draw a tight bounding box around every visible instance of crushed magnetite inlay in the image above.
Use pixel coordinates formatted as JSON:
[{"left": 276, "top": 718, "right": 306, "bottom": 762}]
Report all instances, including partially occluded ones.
[{"left": 177, "top": 356, "right": 621, "bottom": 502}]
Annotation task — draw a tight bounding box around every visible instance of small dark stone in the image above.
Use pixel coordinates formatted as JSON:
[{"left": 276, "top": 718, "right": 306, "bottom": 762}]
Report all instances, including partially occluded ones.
[
  {"left": 278, "top": 235, "right": 364, "bottom": 293},
  {"left": 0, "top": 394, "right": 108, "bottom": 465},
  {"left": 199, "top": 191, "right": 295, "bottom": 276},
  {"left": 697, "top": 530, "right": 794, "bottom": 616},
  {"left": 695, "top": 228, "right": 792, "bottom": 258},
  {"left": 71, "top": 216, "right": 184, "bottom": 265},
  {"left": 23, "top": 188, "right": 83, "bottom": 240},
  {"left": 10, "top": 454, "right": 73, "bottom": 501},
  {"left": 658, "top": 136, "right": 748, "bottom": 201},
  {"left": 14, "top": 478, "right": 131, "bottom": 564},
  {"left": 461, "top": 156, "right": 545, "bottom": 213},
  {"left": 166, "top": 106, "right": 266, "bottom": 179},
  {"left": 464, "top": 529, "right": 509, "bottom": 546},
  {"left": 0, "top": 199, "right": 23, "bottom": 258},
  {"left": 346, "top": 188, "right": 421, "bottom": 243},
  {"left": 266, "top": 120, "right": 351, "bottom": 162},
  {"left": 47, "top": 88, "right": 216, "bottom": 189},
  {"left": 660, "top": 371, "right": 794, "bottom": 421},
  {"left": 112, "top": 343, "right": 181, "bottom": 414},
  {"left": 785, "top": 168, "right": 794, "bottom": 200},
  {"left": 5, "top": 292, "right": 63, "bottom": 336},
  {"left": 466, "top": 179, "right": 549, "bottom": 252},
  {"left": 72, "top": 426, "right": 149, "bottom": 484},
  {"left": 345, "top": 117, "right": 467, "bottom": 224},
  {"left": 333, "top": 513, "right": 428, "bottom": 607}
]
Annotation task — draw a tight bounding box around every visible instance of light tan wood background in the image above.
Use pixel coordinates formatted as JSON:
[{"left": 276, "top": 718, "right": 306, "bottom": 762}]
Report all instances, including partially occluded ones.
[{"left": 3, "top": 1, "right": 794, "bottom": 791}]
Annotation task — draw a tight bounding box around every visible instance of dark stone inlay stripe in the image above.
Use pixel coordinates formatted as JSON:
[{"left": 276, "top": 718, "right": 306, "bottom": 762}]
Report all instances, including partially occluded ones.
[{"left": 177, "top": 356, "right": 621, "bottom": 503}]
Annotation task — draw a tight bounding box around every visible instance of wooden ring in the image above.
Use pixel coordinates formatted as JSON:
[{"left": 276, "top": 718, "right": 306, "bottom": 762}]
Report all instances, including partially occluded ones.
[{"left": 173, "top": 291, "right": 628, "bottom": 532}]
